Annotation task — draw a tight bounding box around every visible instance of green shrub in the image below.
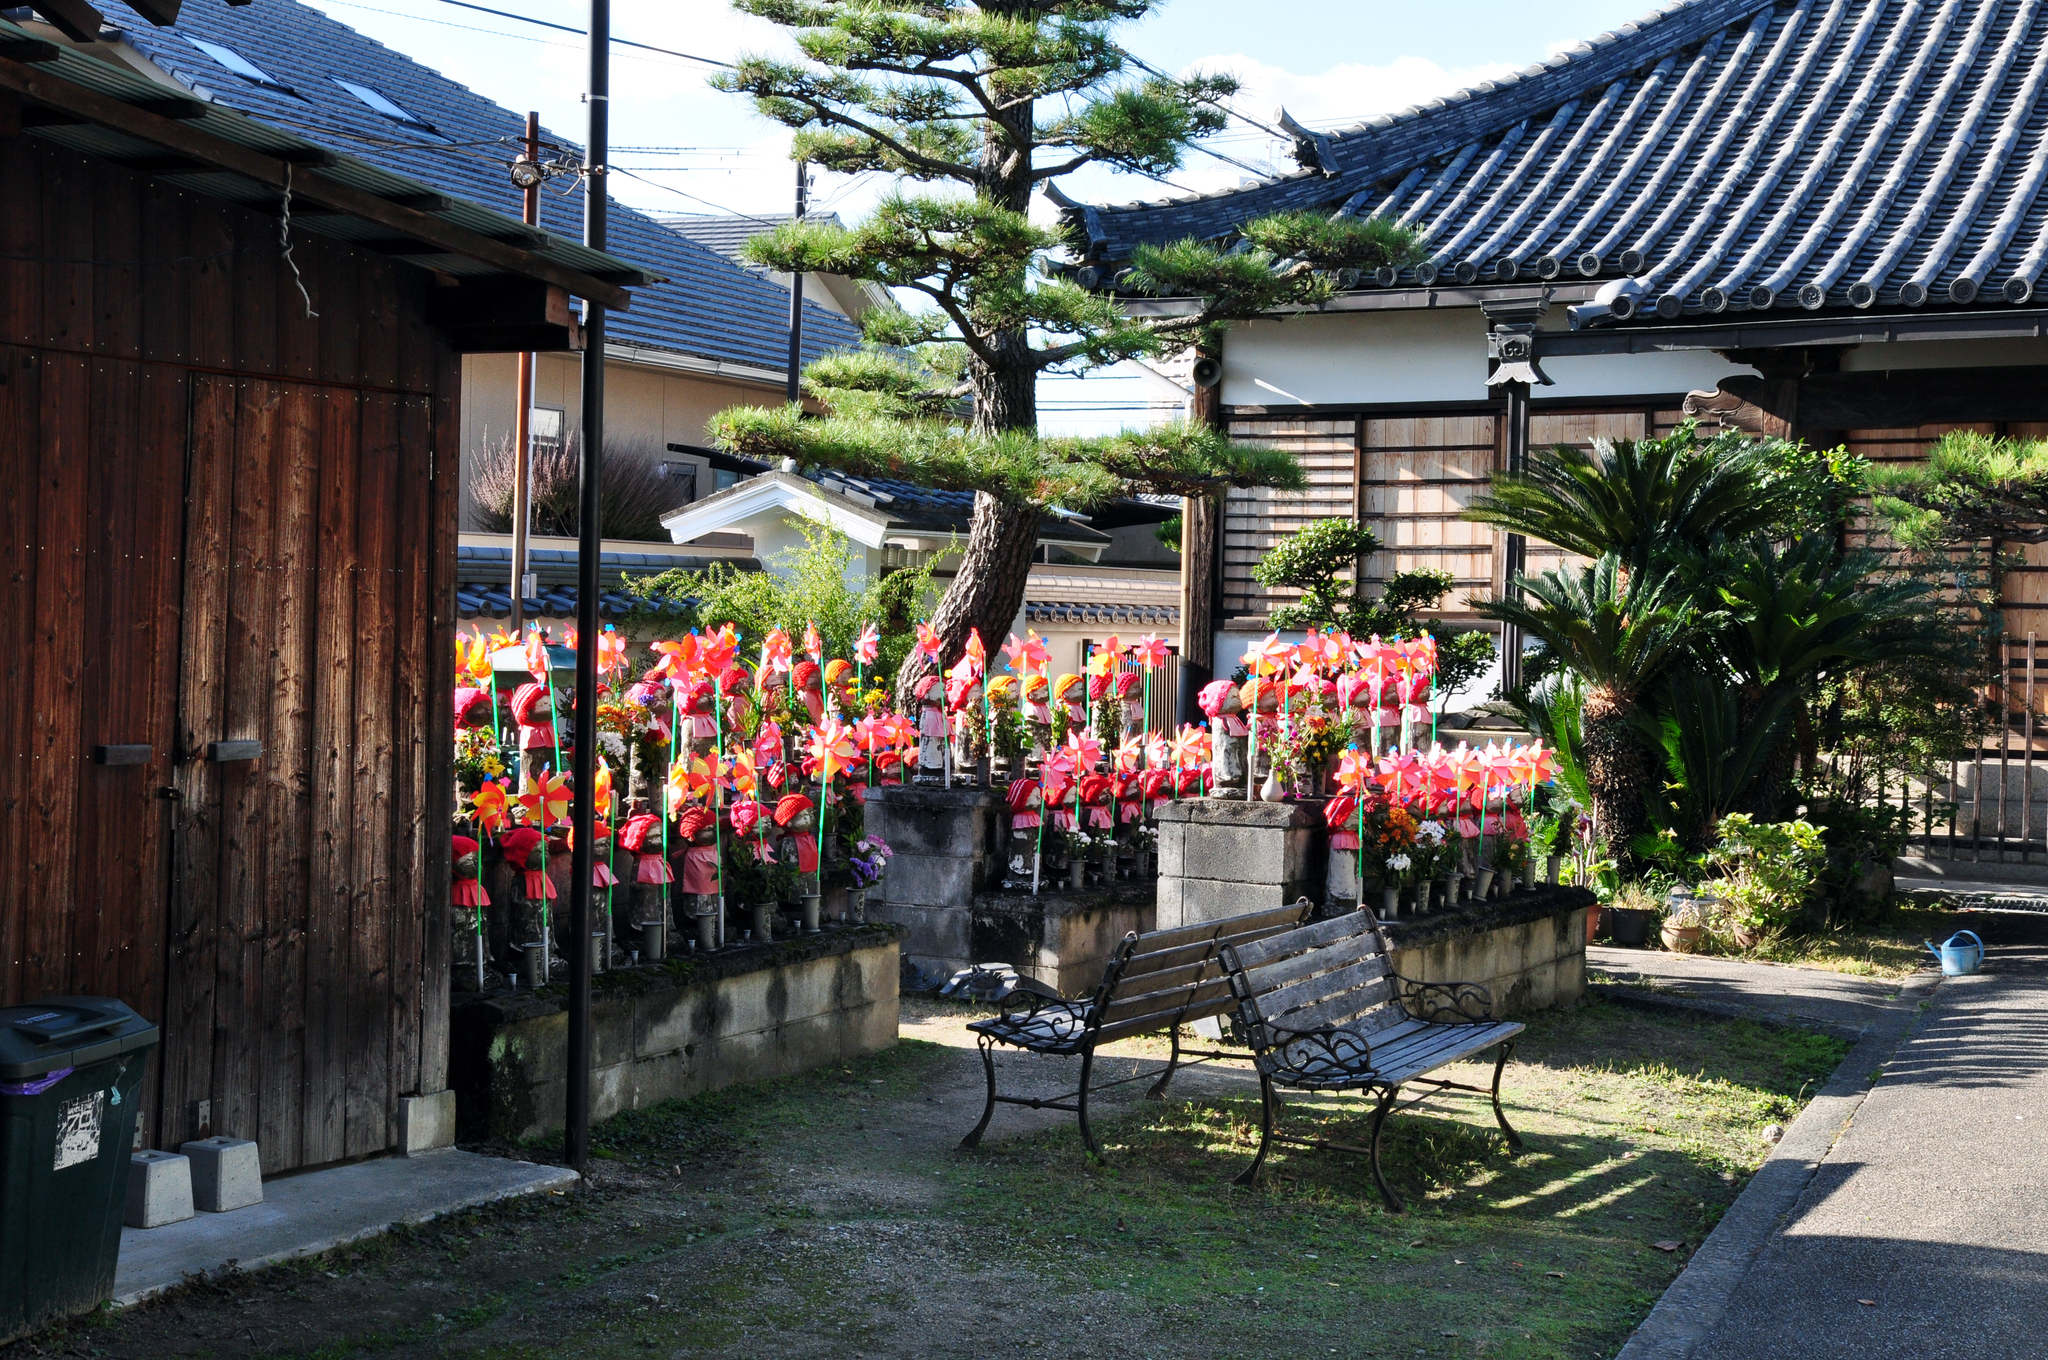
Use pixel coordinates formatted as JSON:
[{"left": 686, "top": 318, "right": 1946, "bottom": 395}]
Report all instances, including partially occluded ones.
[{"left": 1705, "top": 814, "right": 1827, "bottom": 936}]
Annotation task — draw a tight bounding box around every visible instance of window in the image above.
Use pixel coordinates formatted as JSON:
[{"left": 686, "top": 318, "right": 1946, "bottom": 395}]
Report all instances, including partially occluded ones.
[
  {"left": 332, "top": 78, "right": 434, "bottom": 130},
  {"left": 529, "top": 406, "right": 564, "bottom": 455},
  {"left": 185, "top": 38, "right": 289, "bottom": 90},
  {"left": 715, "top": 469, "right": 741, "bottom": 493}
]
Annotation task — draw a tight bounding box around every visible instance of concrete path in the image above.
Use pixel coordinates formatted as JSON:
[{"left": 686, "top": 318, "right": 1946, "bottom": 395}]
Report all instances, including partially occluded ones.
[
  {"left": 112, "top": 1149, "right": 577, "bottom": 1306},
  {"left": 1620, "top": 912, "right": 2048, "bottom": 1360},
  {"left": 1588, "top": 944, "right": 1911, "bottom": 1038}
]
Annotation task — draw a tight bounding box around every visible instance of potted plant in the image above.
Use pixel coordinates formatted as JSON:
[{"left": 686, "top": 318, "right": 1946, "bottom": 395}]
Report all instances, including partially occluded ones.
[
  {"left": 1060, "top": 828, "right": 1094, "bottom": 890},
  {"left": 1659, "top": 889, "right": 1711, "bottom": 953},
  {"left": 1703, "top": 814, "right": 1826, "bottom": 950}
]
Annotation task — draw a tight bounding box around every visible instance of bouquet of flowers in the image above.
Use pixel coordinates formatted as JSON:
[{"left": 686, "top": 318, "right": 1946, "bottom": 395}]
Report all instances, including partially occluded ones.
[{"left": 848, "top": 835, "right": 893, "bottom": 888}]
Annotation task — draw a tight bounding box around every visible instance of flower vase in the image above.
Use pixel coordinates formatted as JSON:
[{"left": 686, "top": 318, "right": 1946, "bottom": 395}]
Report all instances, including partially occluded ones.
[
  {"left": 1068, "top": 858, "right": 1086, "bottom": 892},
  {"left": 847, "top": 887, "right": 867, "bottom": 924},
  {"left": 1437, "top": 876, "right": 1455, "bottom": 912},
  {"left": 1476, "top": 868, "right": 1495, "bottom": 901},
  {"left": 1381, "top": 885, "right": 1401, "bottom": 919},
  {"left": 1547, "top": 853, "right": 1562, "bottom": 886},
  {"left": 749, "top": 902, "right": 773, "bottom": 943},
  {"left": 1259, "top": 769, "right": 1286, "bottom": 803},
  {"left": 801, "top": 892, "right": 822, "bottom": 934}
]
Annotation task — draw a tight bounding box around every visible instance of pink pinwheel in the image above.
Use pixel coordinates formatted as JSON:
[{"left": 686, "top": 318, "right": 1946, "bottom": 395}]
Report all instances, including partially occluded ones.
[
  {"left": 1524, "top": 742, "right": 1558, "bottom": 787},
  {"left": 1063, "top": 728, "right": 1103, "bottom": 773},
  {"left": 1334, "top": 749, "right": 1374, "bottom": 795},
  {"left": 803, "top": 621, "right": 824, "bottom": 663},
  {"left": 647, "top": 637, "right": 696, "bottom": 688},
  {"left": 1039, "top": 747, "right": 1077, "bottom": 785},
  {"left": 1146, "top": 731, "right": 1171, "bottom": 768},
  {"left": 754, "top": 721, "right": 785, "bottom": 770},
  {"left": 1375, "top": 750, "right": 1429, "bottom": 805},
  {"left": 854, "top": 622, "right": 881, "bottom": 666},
  {"left": 761, "top": 627, "right": 793, "bottom": 675},
  {"left": 1132, "top": 633, "right": 1168, "bottom": 669}
]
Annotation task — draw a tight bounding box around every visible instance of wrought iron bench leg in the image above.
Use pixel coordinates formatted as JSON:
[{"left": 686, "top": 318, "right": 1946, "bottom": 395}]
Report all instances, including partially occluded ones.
[
  {"left": 959, "top": 1034, "right": 1000, "bottom": 1150},
  {"left": 1369, "top": 1084, "right": 1405, "bottom": 1213},
  {"left": 1490, "top": 1039, "right": 1524, "bottom": 1153},
  {"left": 1076, "top": 1048, "right": 1103, "bottom": 1160},
  {"left": 1233, "top": 1073, "right": 1277, "bottom": 1187},
  {"left": 1145, "top": 1023, "right": 1182, "bottom": 1100}
]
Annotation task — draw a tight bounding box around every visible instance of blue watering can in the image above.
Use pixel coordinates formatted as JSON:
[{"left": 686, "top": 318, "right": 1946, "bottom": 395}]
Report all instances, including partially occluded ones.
[{"left": 1925, "top": 930, "right": 1984, "bottom": 976}]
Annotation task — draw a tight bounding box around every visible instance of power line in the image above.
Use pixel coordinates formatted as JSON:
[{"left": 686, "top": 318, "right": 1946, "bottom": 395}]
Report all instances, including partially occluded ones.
[
  {"left": 313, "top": 0, "right": 718, "bottom": 71},
  {"left": 427, "top": 0, "right": 732, "bottom": 67}
]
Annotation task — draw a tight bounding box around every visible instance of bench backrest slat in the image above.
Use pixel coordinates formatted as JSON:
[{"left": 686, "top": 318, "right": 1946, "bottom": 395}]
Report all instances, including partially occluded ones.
[
  {"left": 1224, "top": 908, "right": 1413, "bottom": 1060},
  {"left": 1227, "top": 909, "right": 1377, "bottom": 973},
  {"left": 1255, "top": 956, "right": 1396, "bottom": 1028},
  {"left": 1263, "top": 976, "right": 1401, "bottom": 1035},
  {"left": 1239, "top": 929, "right": 1388, "bottom": 998},
  {"left": 1084, "top": 900, "right": 1313, "bottom": 1037}
]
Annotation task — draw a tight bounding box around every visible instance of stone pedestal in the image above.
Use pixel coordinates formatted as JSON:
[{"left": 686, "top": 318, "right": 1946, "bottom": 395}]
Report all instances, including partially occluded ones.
[
  {"left": 969, "top": 887, "right": 1155, "bottom": 996},
  {"left": 1380, "top": 886, "right": 1593, "bottom": 1016},
  {"left": 862, "top": 785, "right": 1000, "bottom": 973},
  {"left": 1154, "top": 798, "right": 1327, "bottom": 931}
]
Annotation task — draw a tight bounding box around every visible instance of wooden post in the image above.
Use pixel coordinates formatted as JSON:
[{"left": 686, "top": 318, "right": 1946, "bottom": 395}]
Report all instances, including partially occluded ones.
[
  {"left": 1498, "top": 376, "right": 1530, "bottom": 695},
  {"left": 1481, "top": 296, "right": 1551, "bottom": 699},
  {"left": 1179, "top": 348, "right": 1223, "bottom": 724}
]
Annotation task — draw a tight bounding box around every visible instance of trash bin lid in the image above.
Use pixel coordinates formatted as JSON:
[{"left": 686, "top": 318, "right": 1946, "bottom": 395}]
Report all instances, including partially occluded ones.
[{"left": 0, "top": 997, "right": 159, "bottom": 1082}]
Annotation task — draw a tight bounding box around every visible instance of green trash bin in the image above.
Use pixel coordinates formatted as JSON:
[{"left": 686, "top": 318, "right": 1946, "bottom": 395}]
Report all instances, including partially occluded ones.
[{"left": 0, "top": 997, "right": 158, "bottom": 1343}]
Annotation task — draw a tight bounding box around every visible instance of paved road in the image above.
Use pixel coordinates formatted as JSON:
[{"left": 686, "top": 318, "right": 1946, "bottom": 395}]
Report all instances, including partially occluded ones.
[
  {"left": 1588, "top": 944, "right": 1909, "bottom": 1037},
  {"left": 1681, "top": 912, "right": 2048, "bottom": 1360}
]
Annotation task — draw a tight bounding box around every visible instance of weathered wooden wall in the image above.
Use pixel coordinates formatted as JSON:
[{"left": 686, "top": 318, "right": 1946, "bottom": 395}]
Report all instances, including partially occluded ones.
[{"left": 0, "top": 138, "right": 457, "bottom": 1169}]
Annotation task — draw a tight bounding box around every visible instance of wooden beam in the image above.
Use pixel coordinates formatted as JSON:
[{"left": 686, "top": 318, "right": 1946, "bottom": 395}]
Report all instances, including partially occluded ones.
[
  {"left": 0, "top": 54, "right": 638, "bottom": 310},
  {"left": 1686, "top": 366, "right": 2048, "bottom": 435},
  {"left": 30, "top": 0, "right": 105, "bottom": 45},
  {"left": 0, "top": 38, "right": 59, "bottom": 64},
  {"left": 0, "top": 87, "right": 16, "bottom": 138},
  {"left": 123, "top": 0, "right": 183, "bottom": 24}
]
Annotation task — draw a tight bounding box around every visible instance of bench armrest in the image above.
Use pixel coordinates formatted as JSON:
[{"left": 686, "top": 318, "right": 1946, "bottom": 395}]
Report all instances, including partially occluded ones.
[
  {"left": 1258, "top": 1021, "right": 1374, "bottom": 1076},
  {"left": 994, "top": 976, "right": 1070, "bottom": 1019},
  {"left": 1392, "top": 974, "right": 1499, "bottom": 1024}
]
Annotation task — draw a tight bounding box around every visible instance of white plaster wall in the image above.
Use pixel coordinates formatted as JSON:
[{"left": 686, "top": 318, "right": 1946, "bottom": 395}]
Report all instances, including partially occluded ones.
[{"left": 1221, "top": 307, "right": 1753, "bottom": 407}]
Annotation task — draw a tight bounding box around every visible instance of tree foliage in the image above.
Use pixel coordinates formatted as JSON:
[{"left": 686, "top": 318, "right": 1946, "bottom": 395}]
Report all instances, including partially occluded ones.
[{"left": 1869, "top": 429, "right": 2048, "bottom": 546}]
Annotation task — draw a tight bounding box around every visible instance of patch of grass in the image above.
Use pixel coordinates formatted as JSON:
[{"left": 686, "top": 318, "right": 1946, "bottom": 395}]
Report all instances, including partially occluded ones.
[
  {"left": 1725, "top": 901, "right": 1958, "bottom": 977},
  {"left": 946, "top": 1000, "right": 1847, "bottom": 1359}
]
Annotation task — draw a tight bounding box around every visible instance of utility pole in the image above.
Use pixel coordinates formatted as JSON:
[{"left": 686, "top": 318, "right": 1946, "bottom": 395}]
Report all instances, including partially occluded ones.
[
  {"left": 785, "top": 159, "right": 807, "bottom": 403},
  {"left": 509, "top": 109, "right": 540, "bottom": 634},
  {"left": 565, "top": 0, "right": 609, "bottom": 1178}
]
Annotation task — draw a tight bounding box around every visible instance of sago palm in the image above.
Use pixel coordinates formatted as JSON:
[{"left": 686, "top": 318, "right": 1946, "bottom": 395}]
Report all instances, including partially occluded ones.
[
  {"left": 1466, "top": 426, "right": 1807, "bottom": 573},
  {"left": 1479, "top": 555, "right": 1696, "bottom": 857}
]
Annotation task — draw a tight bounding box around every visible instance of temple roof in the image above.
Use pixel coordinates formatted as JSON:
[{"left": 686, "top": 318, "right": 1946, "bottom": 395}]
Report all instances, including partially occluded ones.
[{"left": 1076, "top": 0, "right": 2048, "bottom": 322}]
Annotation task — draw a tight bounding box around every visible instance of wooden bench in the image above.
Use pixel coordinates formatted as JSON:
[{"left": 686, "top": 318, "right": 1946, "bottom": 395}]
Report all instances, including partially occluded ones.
[
  {"left": 1222, "top": 909, "right": 1525, "bottom": 1210},
  {"left": 959, "top": 901, "right": 1314, "bottom": 1156}
]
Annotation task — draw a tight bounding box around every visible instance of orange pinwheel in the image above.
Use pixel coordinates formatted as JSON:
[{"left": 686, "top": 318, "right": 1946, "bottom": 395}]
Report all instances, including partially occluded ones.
[
  {"left": 516, "top": 770, "right": 571, "bottom": 829},
  {"left": 524, "top": 628, "right": 552, "bottom": 683},
  {"left": 854, "top": 622, "right": 880, "bottom": 665},
  {"left": 912, "top": 621, "right": 944, "bottom": 664},
  {"left": 470, "top": 782, "right": 509, "bottom": 836},
  {"left": 668, "top": 755, "right": 714, "bottom": 807},
  {"left": 485, "top": 626, "right": 518, "bottom": 652},
  {"left": 803, "top": 621, "right": 824, "bottom": 663},
  {"left": 1113, "top": 735, "right": 1143, "bottom": 773},
  {"left": 1335, "top": 749, "right": 1374, "bottom": 795},
  {"left": 594, "top": 758, "right": 615, "bottom": 820},
  {"left": 761, "top": 627, "right": 793, "bottom": 675},
  {"left": 724, "top": 748, "right": 759, "bottom": 798},
  {"left": 1243, "top": 632, "right": 1290, "bottom": 678},
  {"left": 808, "top": 719, "right": 860, "bottom": 781},
  {"left": 1132, "top": 633, "right": 1168, "bottom": 669},
  {"left": 699, "top": 623, "right": 739, "bottom": 677},
  {"left": 596, "top": 627, "right": 628, "bottom": 678},
  {"left": 963, "top": 628, "right": 987, "bottom": 676},
  {"left": 455, "top": 630, "right": 495, "bottom": 685},
  {"left": 1086, "top": 635, "right": 1120, "bottom": 678},
  {"left": 1170, "top": 724, "right": 1210, "bottom": 769}
]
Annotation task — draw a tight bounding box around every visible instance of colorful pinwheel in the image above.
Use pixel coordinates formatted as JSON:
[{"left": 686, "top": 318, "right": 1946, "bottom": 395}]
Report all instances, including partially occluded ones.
[
  {"left": 668, "top": 755, "right": 715, "bottom": 807},
  {"left": 962, "top": 628, "right": 987, "bottom": 677},
  {"left": 699, "top": 624, "right": 739, "bottom": 678},
  {"left": 912, "top": 621, "right": 944, "bottom": 665},
  {"left": 647, "top": 637, "right": 697, "bottom": 688},
  {"left": 1170, "top": 724, "right": 1211, "bottom": 770},
  {"left": 724, "top": 748, "right": 760, "bottom": 799},
  {"left": 808, "top": 720, "right": 860, "bottom": 781},
  {"left": 596, "top": 626, "right": 628, "bottom": 679},
  {"left": 516, "top": 770, "right": 571, "bottom": 829},
  {"left": 470, "top": 781, "right": 508, "bottom": 836},
  {"left": 1113, "top": 735, "right": 1143, "bottom": 773},
  {"left": 803, "top": 621, "right": 824, "bottom": 663},
  {"left": 761, "top": 627, "right": 793, "bottom": 675},
  {"left": 1132, "top": 633, "right": 1168, "bottom": 669},
  {"left": 1335, "top": 749, "right": 1374, "bottom": 795},
  {"left": 524, "top": 628, "right": 552, "bottom": 684},
  {"left": 853, "top": 622, "right": 880, "bottom": 666},
  {"left": 1064, "top": 728, "right": 1103, "bottom": 773},
  {"left": 455, "top": 630, "right": 495, "bottom": 685},
  {"left": 594, "top": 758, "right": 615, "bottom": 821}
]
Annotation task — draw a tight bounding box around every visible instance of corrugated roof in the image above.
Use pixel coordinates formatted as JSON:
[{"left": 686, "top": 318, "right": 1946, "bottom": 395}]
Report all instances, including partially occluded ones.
[
  {"left": 94, "top": 0, "right": 862, "bottom": 369},
  {"left": 1079, "top": 0, "right": 2048, "bottom": 319}
]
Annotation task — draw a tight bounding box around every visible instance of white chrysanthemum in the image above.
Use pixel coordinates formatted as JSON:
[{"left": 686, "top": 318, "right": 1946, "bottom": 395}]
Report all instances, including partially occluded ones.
[
  {"left": 1418, "top": 820, "right": 1447, "bottom": 844},
  {"left": 597, "top": 731, "right": 627, "bottom": 762},
  {"left": 1387, "top": 853, "right": 1412, "bottom": 872}
]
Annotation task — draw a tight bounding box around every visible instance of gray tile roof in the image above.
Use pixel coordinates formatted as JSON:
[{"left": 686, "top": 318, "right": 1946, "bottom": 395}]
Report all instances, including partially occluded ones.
[
  {"left": 651, "top": 211, "right": 847, "bottom": 264},
  {"left": 1079, "top": 0, "right": 2048, "bottom": 319},
  {"left": 454, "top": 545, "right": 758, "bottom": 620},
  {"left": 97, "top": 0, "right": 862, "bottom": 370}
]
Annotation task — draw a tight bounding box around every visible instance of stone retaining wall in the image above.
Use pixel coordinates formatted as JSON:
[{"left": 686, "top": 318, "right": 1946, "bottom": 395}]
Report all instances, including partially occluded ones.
[
  {"left": 449, "top": 926, "right": 900, "bottom": 1141},
  {"left": 1382, "top": 888, "right": 1591, "bottom": 1016}
]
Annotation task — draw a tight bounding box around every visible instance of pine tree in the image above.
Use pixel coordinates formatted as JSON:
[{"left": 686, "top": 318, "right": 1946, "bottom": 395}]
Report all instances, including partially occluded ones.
[{"left": 711, "top": 0, "right": 1418, "bottom": 700}]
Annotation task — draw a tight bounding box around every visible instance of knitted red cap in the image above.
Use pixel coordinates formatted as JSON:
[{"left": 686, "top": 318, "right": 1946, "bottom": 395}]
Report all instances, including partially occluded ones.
[{"left": 773, "top": 792, "right": 815, "bottom": 826}]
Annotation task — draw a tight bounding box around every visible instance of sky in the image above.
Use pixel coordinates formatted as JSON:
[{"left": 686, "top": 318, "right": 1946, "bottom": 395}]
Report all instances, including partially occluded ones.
[{"left": 302, "top": 0, "right": 1666, "bottom": 428}]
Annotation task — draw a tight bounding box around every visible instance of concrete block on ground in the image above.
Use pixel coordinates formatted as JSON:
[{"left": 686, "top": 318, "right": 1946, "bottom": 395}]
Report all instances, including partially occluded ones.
[
  {"left": 398, "top": 1091, "right": 456, "bottom": 1156},
  {"left": 180, "top": 1137, "right": 262, "bottom": 1213},
  {"left": 124, "top": 1150, "right": 194, "bottom": 1229}
]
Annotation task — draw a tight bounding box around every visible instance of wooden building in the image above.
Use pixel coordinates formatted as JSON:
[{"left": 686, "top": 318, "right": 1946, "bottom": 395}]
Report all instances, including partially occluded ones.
[
  {"left": 1073, "top": 0, "right": 2048, "bottom": 705},
  {"left": 0, "top": 22, "right": 645, "bottom": 1170}
]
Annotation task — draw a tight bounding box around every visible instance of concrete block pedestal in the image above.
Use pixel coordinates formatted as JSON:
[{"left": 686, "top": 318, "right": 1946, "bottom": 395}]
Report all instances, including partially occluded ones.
[
  {"left": 1154, "top": 797, "right": 1327, "bottom": 930},
  {"left": 181, "top": 1136, "right": 263, "bottom": 1212},
  {"left": 124, "top": 1150, "right": 194, "bottom": 1229},
  {"left": 863, "top": 785, "right": 1001, "bottom": 974}
]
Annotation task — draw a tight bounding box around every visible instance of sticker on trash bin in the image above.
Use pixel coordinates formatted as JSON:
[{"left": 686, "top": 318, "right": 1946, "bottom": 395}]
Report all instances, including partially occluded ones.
[{"left": 53, "top": 1089, "right": 106, "bottom": 1170}]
